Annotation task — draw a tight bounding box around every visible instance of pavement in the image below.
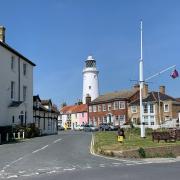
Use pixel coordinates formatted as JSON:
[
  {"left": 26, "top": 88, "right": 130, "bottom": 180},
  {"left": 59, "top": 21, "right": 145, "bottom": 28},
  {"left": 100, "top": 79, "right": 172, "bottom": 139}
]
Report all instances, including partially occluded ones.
[{"left": 0, "top": 131, "right": 180, "bottom": 180}]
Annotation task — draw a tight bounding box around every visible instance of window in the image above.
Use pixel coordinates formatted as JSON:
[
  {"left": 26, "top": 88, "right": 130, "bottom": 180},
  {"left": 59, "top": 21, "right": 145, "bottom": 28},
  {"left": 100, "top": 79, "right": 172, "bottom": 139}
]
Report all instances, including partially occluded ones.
[
  {"left": 108, "top": 104, "right": 111, "bottom": 111},
  {"left": 131, "top": 106, "right": 137, "bottom": 113},
  {"left": 98, "top": 105, "right": 101, "bottom": 112},
  {"left": 150, "top": 104, "right": 154, "bottom": 113},
  {"left": 113, "top": 101, "right": 119, "bottom": 110},
  {"left": 89, "top": 106, "right": 92, "bottom": 112},
  {"left": 12, "top": 116, "right": 15, "bottom": 124},
  {"left": 11, "top": 81, "right": 15, "bottom": 99},
  {"left": 164, "top": 104, "right": 169, "bottom": 112},
  {"left": 23, "top": 86, "right": 27, "bottom": 101},
  {"left": 102, "top": 104, "right": 106, "bottom": 111},
  {"left": 75, "top": 113, "right": 77, "bottom": 118},
  {"left": 143, "top": 116, "right": 148, "bottom": 124},
  {"left": 119, "top": 115, "right": 125, "bottom": 121},
  {"left": 93, "top": 105, "right": 97, "bottom": 112},
  {"left": 23, "top": 63, "right": 27, "bottom": 76},
  {"left": 48, "top": 119, "right": 51, "bottom": 130},
  {"left": 82, "top": 112, "right": 84, "bottom": 117},
  {"left": 119, "top": 101, "right": 125, "bottom": 109},
  {"left": 103, "top": 116, "right": 107, "bottom": 123},
  {"left": 143, "top": 104, "right": 148, "bottom": 113},
  {"left": 11, "top": 56, "right": 15, "bottom": 70}
]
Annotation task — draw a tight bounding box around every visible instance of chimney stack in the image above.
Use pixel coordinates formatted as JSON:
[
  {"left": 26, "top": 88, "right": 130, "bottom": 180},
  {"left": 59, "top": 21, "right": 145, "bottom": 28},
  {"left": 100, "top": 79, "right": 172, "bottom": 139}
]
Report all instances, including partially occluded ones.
[
  {"left": 159, "top": 85, "right": 165, "bottom": 94},
  {"left": 142, "top": 84, "right": 148, "bottom": 98},
  {"left": 0, "top": 26, "right": 6, "bottom": 43},
  {"left": 133, "top": 84, "right": 140, "bottom": 91},
  {"left": 85, "top": 94, "right": 91, "bottom": 104}
]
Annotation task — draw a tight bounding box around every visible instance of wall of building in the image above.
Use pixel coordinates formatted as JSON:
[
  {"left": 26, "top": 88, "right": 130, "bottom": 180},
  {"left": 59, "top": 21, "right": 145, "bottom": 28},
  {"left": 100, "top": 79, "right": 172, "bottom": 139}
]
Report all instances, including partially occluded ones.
[{"left": 0, "top": 45, "right": 33, "bottom": 126}]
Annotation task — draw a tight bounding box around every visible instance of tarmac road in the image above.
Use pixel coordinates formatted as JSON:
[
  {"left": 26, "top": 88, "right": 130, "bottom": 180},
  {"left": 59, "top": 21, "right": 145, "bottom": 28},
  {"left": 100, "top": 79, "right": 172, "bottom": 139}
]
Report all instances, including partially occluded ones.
[{"left": 0, "top": 131, "right": 179, "bottom": 180}]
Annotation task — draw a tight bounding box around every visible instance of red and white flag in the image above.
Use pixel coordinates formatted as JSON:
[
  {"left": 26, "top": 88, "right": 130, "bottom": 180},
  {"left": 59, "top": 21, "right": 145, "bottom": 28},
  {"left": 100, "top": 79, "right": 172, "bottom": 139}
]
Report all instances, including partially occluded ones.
[{"left": 171, "top": 69, "right": 179, "bottom": 79}]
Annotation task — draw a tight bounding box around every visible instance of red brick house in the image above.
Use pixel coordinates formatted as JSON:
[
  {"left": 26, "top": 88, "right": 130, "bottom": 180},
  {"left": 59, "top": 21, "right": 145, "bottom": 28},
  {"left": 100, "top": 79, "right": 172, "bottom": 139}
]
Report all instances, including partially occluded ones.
[{"left": 88, "top": 88, "right": 139, "bottom": 126}]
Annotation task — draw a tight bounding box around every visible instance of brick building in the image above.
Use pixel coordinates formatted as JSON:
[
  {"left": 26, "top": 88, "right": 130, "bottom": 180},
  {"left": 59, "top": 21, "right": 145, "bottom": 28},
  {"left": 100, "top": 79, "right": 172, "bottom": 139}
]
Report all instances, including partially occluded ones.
[
  {"left": 88, "top": 88, "right": 139, "bottom": 126},
  {"left": 128, "top": 85, "right": 180, "bottom": 126}
]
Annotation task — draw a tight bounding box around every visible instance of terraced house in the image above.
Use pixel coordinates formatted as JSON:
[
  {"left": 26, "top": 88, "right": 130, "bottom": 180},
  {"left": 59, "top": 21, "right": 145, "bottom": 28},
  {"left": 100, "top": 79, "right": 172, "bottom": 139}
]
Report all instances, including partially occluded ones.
[
  {"left": 59, "top": 104, "right": 88, "bottom": 129},
  {"left": 33, "top": 96, "right": 59, "bottom": 135},
  {"left": 128, "top": 85, "right": 180, "bottom": 127},
  {"left": 0, "top": 26, "right": 35, "bottom": 130},
  {"left": 88, "top": 87, "right": 139, "bottom": 126}
]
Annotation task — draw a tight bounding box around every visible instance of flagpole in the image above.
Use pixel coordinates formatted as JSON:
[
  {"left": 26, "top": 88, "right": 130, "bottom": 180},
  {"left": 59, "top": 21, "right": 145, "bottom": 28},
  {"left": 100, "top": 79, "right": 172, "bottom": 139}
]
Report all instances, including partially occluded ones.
[{"left": 139, "top": 20, "right": 145, "bottom": 138}]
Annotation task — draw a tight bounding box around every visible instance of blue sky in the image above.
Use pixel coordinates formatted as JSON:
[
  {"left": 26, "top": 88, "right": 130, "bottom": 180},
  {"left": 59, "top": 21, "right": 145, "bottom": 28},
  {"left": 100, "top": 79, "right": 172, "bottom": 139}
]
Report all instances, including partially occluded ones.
[{"left": 0, "top": 0, "right": 180, "bottom": 106}]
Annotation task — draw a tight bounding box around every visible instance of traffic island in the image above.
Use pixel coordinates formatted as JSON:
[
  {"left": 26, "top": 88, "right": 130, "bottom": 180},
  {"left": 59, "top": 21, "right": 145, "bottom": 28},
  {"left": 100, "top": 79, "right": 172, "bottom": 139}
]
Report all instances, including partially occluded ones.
[{"left": 93, "top": 129, "right": 180, "bottom": 158}]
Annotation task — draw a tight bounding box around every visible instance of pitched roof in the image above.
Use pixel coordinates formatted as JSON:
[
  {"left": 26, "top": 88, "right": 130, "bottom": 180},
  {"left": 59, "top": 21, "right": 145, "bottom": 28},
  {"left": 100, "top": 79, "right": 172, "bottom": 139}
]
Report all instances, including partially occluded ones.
[
  {"left": 90, "top": 89, "right": 138, "bottom": 104},
  {"left": 0, "top": 41, "right": 36, "bottom": 66},
  {"left": 176, "top": 98, "right": 180, "bottom": 102},
  {"left": 60, "top": 104, "right": 87, "bottom": 114},
  {"left": 130, "top": 91, "right": 176, "bottom": 106},
  {"left": 33, "top": 95, "right": 41, "bottom": 102},
  {"left": 41, "top": 99, "right": 52, "bottom": 106}
]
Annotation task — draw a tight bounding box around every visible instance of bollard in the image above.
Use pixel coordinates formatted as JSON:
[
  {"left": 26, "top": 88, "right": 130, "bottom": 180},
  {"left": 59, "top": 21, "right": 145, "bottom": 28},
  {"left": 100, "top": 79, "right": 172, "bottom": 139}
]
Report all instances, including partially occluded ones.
[
  {"left": 6, "top": 133, "right": 9, "bottom": 142},
  {"left": 13, "top": 133, "right": 15, "bottom": 139},
  {"left": 22, "top": 131, "right": 25, "bottom": 139},
  {"left": 18, "top": 132, "right": 20, "bottom": 139}
]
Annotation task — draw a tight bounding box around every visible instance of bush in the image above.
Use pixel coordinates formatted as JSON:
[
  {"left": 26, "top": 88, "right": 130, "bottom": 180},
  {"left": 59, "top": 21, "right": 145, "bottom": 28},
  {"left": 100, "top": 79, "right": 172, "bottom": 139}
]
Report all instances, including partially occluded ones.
[
  {"left": 25, "top": 123, "right": 40, "bottom": 138},
  {"left": 138, "top": 147, "right": 146, "bottom": 158}
]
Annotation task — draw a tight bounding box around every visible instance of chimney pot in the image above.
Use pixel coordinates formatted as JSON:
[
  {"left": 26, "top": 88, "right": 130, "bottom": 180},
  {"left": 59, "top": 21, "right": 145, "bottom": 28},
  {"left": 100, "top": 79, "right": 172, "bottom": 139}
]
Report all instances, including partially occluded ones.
[
  {"left": 0, "top": 26, "right": 6, "bottom": 43},
  {"left": 159, "top": 85, "right": 165, "bottom": 94}
]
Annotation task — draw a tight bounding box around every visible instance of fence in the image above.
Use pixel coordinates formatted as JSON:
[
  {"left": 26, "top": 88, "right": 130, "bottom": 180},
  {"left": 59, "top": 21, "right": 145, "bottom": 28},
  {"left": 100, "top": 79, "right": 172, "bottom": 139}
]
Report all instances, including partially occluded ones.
[{"left": 0, "top": 131, "right": 25, "bottom": 145}]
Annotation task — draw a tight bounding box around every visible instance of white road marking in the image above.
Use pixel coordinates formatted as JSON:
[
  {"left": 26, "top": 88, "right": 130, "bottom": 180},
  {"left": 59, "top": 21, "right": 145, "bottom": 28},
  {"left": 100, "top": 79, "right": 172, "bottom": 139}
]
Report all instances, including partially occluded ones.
[
  {"left": 63, "top": 168, "right": 76, "bottom": 171},
  {"left": 7, "top": 175, "right": 18, "bottom": 179},
  {"left": 32, "top": 145, "right": 49, "bottom": 154},
  {"left": 53, "top": 138, "right": 62, "bottom": 144}
]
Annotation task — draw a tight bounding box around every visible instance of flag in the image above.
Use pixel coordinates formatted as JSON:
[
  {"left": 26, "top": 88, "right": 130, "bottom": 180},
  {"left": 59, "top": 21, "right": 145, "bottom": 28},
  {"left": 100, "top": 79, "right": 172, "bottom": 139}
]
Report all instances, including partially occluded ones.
[{"left": 171, "top": 69, "right": 179, "bottom": 79}]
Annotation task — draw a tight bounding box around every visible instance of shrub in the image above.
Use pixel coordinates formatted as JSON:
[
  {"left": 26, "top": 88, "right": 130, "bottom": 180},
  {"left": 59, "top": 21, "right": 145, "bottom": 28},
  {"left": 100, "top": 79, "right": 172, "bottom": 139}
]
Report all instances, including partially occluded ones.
[
  {"left": 138, "top": 147, "right": 146, "bottom": 158},
  {"left": 25, "top": 123, "right": 40, "bottom": 138}
]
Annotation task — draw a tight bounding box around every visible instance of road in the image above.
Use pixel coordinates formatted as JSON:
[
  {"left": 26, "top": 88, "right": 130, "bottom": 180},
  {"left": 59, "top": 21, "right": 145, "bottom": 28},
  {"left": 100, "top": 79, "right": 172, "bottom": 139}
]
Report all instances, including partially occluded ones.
[{"left": 0, "top": 131, "right": 180, "bottom": 179}]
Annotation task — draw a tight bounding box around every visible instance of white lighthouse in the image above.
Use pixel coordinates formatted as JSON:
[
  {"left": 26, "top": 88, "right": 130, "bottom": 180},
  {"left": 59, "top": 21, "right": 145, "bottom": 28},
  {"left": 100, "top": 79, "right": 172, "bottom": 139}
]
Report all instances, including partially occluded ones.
[{"left": 82, "top": 55, "right": 99, "bottom": 104}]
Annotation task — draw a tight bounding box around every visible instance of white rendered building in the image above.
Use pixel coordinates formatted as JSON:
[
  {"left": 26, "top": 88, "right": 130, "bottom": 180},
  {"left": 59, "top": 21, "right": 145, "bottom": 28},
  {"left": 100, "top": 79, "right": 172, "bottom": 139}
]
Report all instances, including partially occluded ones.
[
  {"left": 0, "top": 26, "right": 35, "bottom": 127},
  {"left": 82, "top": 56, "right": 99, "bottom": 104}
]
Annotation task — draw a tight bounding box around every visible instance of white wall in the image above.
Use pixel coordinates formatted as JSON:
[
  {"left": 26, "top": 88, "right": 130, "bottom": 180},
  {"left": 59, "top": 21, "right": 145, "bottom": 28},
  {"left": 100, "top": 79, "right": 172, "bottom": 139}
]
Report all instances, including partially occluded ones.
[
  {"left": 0, "top": 45, "right": 34, "bottom": 126},
  {"left": 83, "top": 67, "right": 99, "bottom": 104}
]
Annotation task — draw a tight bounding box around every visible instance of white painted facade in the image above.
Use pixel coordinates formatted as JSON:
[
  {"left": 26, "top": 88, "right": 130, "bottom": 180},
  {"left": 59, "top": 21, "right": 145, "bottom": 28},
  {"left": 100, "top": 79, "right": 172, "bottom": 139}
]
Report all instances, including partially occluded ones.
[
  {"left": 82, "top": 56, "right": 99, "bottom": 104},
  {"left": 0, "top": 27, "right": 35, "bottom": 127},
  {"left": 33, "top": 97, "right": 58, "bottom": 135}
]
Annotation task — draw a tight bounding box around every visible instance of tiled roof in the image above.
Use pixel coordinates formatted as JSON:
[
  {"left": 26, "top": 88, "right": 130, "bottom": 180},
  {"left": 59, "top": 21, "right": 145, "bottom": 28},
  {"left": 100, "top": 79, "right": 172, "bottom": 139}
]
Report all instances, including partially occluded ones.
[
  {"left": 176, "top": 98, "right": 180, "bottom": 102},
  {"left": 60, "top": 104, "right": 87, "bottom": 114},
  {"left": 0, "top": 41, "right": 36, "bottom": 66},
  {"left": 129, "top": 91, "right": 176, "bottom": 106},
  {"left": 41, "top": 99, "right": 52, "bottom": 106},
  {"left": 90, "top": 89, "right": 138, "bottom": 104}
]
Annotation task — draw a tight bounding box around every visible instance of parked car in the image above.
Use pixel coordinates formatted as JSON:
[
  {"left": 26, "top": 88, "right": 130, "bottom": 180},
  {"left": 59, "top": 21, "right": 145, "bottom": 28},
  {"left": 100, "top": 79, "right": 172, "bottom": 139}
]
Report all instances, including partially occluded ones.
[
  {"left": 99, "top": 123, "right": 111, "bottom": 131},
  {"left": 74, "top": 124, "right": 85, "bottom": 131},
  {"left": 99, "top": 123, "right": 119, "bottom": 131},
  {"left": 84, "top": 124, "right": 98, "bottom": 132},
  {"left": 58, "top": 125, "right": 65, "bottom": 131}
]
